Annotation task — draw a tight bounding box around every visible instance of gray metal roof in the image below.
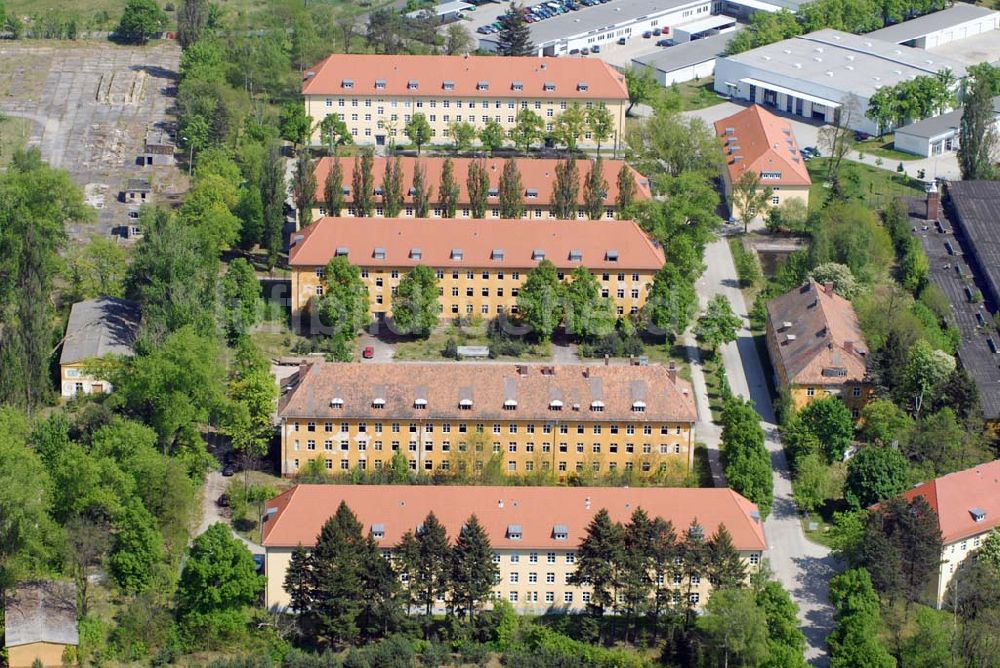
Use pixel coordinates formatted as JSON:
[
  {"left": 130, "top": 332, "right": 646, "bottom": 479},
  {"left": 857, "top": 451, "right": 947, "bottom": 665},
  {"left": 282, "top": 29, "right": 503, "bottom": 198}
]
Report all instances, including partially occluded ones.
[
  {"left": 865, "top": 3, "right": 999, "bottom": 44},
  {"left": 632, "top": 28, "right": 742, "bottom": 72},
  {"left": 522, "top": 0, "right": 705, "bottom": 47},
  {"left": 4, "top": 581, "right": 79, "bottom": 648},
  {"left": 59, "top": 297, "right": 141, "bottom": 366},
  {"left": 719, "top": 29, "right": 968, "bottom": 100},
  {"left": 895, "top": 96, "right": 1000, "bottom": 140}
]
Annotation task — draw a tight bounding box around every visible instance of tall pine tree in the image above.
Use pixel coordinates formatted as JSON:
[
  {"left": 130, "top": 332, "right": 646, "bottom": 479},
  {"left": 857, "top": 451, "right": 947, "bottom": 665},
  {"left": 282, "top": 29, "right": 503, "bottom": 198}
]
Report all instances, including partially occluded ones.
[
  {"left": 467, "top": 159, "right": 490, "bottom": 219},
  {"left": 620, "top": 508, "right": 656, "bottom": 642},
  {"left": 439, "top": 158, "right": 460, "bottom": 218},
  {"left": 396, "top": 511, "right": 451, "bottom": 623},
  {"left": 324, "top": 157, "right": 344, "bottom": 217},
  {"left": 497, "top": 3, "right": 534, "bottom": 57},
  {"left": 450, "top": 514, "right": 498, "bottom": 624},
  {"left": 498, "top": 158, "right": 524, "bottom": 219},
  {"left": 310, "top": 501, "right": 367, "bottom": 647},
  {"left": 706, "top": 523, "right": 748, "bottom": 589},
  {"left": 569, "top": 508, "right": 624, "bottom": 627},
  {"left": 582, "top": 157, "right": 609, "bottom": 221}
]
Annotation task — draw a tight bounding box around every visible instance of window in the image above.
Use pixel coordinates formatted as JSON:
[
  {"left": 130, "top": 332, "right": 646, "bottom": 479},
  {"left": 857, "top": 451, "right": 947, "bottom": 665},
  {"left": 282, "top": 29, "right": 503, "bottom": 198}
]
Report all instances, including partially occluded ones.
[
  {"left": 750, "top": 553, "right": 760, "bottom": 566},
  {"left": 564, "top": 592, "right": 573, "bottom": 603},
  {"left": 529, "top": 552, "right": 538, "bottom": 563},
  {"left": 565, "top": 553, "right": 575, "bottom": 564},
  {"left": 806, "top": 387, "right": 816, "bottom": 397},
  {"left": 510, "top": 573, "right": 519, "bottom": 584},
  {"left": 547, "top": 552, "right": 556, "bottom": 564},
  {"left": 509, "top": 591, "right": 519, "bottom": 602}
]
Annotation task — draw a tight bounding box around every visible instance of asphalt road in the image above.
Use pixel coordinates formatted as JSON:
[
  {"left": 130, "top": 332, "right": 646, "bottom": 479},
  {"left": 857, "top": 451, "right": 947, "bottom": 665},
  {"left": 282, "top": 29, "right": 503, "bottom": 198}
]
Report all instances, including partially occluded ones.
[{"left": 695, "top": 231, "right": 836, "bottom": 666}]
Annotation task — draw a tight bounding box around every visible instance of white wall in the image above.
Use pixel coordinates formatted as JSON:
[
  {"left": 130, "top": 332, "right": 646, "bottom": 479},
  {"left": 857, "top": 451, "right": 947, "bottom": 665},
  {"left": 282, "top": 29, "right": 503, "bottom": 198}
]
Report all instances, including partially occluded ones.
[
  {"left": 919, "top": 15, "right": 999, "bottom": 49},
  {"left": 642, "top": 59, "right": 716, "bottom": 86}
]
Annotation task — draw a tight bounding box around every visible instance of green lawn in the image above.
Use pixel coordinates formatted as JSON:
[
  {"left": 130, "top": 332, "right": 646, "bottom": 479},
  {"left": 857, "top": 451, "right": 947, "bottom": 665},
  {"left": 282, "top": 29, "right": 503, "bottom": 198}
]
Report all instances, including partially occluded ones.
[
  {"left": 0, "top": 116, "right": 32, "bottom": 169},
  {"left": 393, "top": 323, "right": 552, "bottom": 361},
  {"left": 855, "top": 134, "right": 921, "bottom": 162},
  {"left": 660, "top": 76, "right": 728, "bottom": 112},
  {"left": 806, "top": 156, "right": 926, "bottom": 212}
]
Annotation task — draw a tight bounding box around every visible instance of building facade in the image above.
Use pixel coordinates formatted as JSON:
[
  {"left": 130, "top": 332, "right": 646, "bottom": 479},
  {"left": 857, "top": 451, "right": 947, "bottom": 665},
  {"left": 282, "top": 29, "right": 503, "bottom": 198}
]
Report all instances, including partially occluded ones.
[
  {"left": 262, "top": 485, "right": 768, "bottom": 612},
  {"left": 59, "top": 297, "right": 141, "bottom": 398},
  {"left": 714, "top": 104, "right": 811, "bottom": 218},
  {"left": 288, "top": 217, "right": 664, "bottom": 321},
  {"left": 310, "top": 156, "right": 651, "bottom": 223},
  {"left": 303, "top": 54, "right": 628, "bottom": 151},
  {"left": 277, "top": 362, "right": 698, "bottom": 479},
  {"left": 894, "top": 460, "right": 1000, "bottom": 606},
  {"left": 765, "top": 280, "right": 871, "bottom": 414}
]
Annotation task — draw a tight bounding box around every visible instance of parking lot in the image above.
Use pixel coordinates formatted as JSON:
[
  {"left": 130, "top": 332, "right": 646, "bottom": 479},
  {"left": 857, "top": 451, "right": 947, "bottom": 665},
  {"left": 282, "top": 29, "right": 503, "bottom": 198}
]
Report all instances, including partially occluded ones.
[{"left": 0, "top": 41, "right": 182, "bottom": 239}]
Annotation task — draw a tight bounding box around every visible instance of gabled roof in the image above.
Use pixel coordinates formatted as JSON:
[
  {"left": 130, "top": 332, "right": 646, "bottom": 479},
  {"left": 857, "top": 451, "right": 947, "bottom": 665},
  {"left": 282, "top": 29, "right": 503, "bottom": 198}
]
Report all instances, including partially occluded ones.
[
  {"left": 899, "top": 459, "right": 1000, "bottom": 544},
  {"left": 766, "top": 279, "right": 867, "bottom": 385},
  {"left": 714, "top": 105, "right": 811, "bottom": 187},
  {"left": 278, "top": 361, "right": 696, "bottom": 423},
  {"left": 313, "top": 157, "right": 651, "bottom": 207},
  {"left": 288, "top": 217, "right": 664, "bottom": 270},
  {"left": 59, "top": 297, "right": 141, "bottom": 366},
  {"left": 4, "top": 581, "right": 78, "bottom": 648},
  {"left": 302, "top": 54, "right": 628, "bottom": 100},
  {"left": 262, "top": 485, "right": 767, "bottom": 552}
]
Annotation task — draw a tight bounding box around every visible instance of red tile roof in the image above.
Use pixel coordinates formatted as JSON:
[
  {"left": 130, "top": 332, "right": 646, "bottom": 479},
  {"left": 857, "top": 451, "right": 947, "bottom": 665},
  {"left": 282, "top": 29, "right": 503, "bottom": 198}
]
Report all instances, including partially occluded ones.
[
  {"left": 262, "top": 484, "right": 768, "bottom": 551},
  {"left": 714, "top": 105, "right": 811, "bottom": 187},
  {"left": 313, "top": 156, "right": 651, "bottom": 207},
  {"left": 303, "top": 54, "right": 628, "bottom": 100},
  {"left": 278, "top": 361, "right": 697, "bottom": 424},
  {"left": 766, "top": 280, "right": 867, "bottom": 386},
  {"left": 899, "top": 459, "right": 1000, "bottom": 544},
  {"left": 288, "top": 217, "right": 665, "bottom": 270}
]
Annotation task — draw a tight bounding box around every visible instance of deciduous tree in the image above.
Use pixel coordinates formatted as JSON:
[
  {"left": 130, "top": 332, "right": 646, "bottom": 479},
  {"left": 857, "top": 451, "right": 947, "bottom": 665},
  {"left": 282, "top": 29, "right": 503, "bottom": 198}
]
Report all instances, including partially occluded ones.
[
  {"left": 512, "top": 108, "right": 544, "bottom": 153},
  {"left": 844, "top": 446, "right": 909, "bottom": 509},
  {"left": 553, "top": 102, "right": 586, "bottom": 152},
  {"left": 563, "top": 266, "right": 616, "bottom": 341},
  {"left": 582, "top": 157, "right": 608, "bottom": 221},
  {"left": 319, "top": 114, "right": 351, "bottom": 157},
  {"left": 721, "top": 397, "right": 773, "bottom": 517},
  {"left": 615, "top": 163, "right": 636, "bottom": 216},
  {"left": 624, "top": 67, "right": 656, "bottom": 116},
  {"left": 411, "top": 161, "right": 432, "bottom": 218},
  {"left": 115, "top": 0, "right": 167, "bottom": 44},
  {"left": 585, "top": 103, "right": 615, "bottom": 154},
  {"left": 316, "top": 256, "right": 370, "bottom": 350},
  {"left": 291, "top": 150, "right": 316, "bottom": 225},
  {"left": 799, "top": 396, "right": 854, "bottom": 463},
  {"left": 516, "top": 259, "right": 563, "bottom": 341},
  {"left": 466, "top": 159, "right": 490, "bottom": 218},
  {"left": 498, "top": 158, "right": 524, "bottom": 219},
  {"left": 324, "top": 157, "right": 345, "bottom": 217},
  {"left": 449, "top": 121, "right": 476, "bottom": 153},
  {"left": 731, "top": 170, "right": 774, "bottom": 233},
  {"left": 439, "top": 158, "right": 460, "bottom": 218},
  {"left": 479, "top": 119, "right": 506, "bottom": 154},
  {"left": 550, "top": 155, "right": 580, "bottom": 219},
  {"left": 641, "top": 265, "right": 697, "bottom": 342},
  {"left": 392, "top": 265, "right": 440, "bottom": 338},
  {"left": 352, "top": 149, "right": 375, "bottom": 217},
  {"left": 381, "top": 156, "right": 404, "bottom": 218},
  {"left": 695, "top": 294, "right": 742, "bottom": 356},
  {"left": 405, "top": 113, "right": 432, "bottom": 155}
]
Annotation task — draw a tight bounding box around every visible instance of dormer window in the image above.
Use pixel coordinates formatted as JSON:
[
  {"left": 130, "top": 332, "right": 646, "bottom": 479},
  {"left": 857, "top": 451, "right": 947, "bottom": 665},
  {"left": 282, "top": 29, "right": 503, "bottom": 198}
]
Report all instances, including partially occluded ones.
[
  {"left": 970, "top": 507, "right": 987, "bottom": 522},
  {"left": 491, "top": 249, "right": 505, "bottom": 261},
  {"left": 569, "top": 250, "right": 583, "bottom": 262},
  {"left": 511, "top": 81, "right": 524, "bottom": 91},
  {"left": 410, "top": 248, "right": 423, "bottom": 260},
  {"left": 507, "top": 524, "right": 523, "bottom": 540},
  {"left": 631, "top": 401, "right": 646, "bottom": 413},
  {"left": 330, "top": 397, "right": 344, "bottom": 408},
  {"left": 605, "top": 250, "right": 619, "bottom": 262},
  {"left": 373, "top": 247, "right": 387, "bottom": 260},
  {"left": 414, "top": 398, "right": 428, "bottom": 409},
  {"left": 342, "top": 186, "right": 351, "bottom": 195},
  {"left": 543, "top": 82, "right": 556, "bottom": 92},
  {"left": 336, "top": 246, "right": 350, "bottom": 257},
  {"left": 503, "top": 399, "right": 518, "bottom": 410},
  {"left": 552, "top": 524, "right": 568, "bottom": 540},
  {"left": 577, "top": 82, "right": 589, "bottom": 91},
  {"left": 549, "top": 399, "right": 563, "bottom": 411},
  {"left": 477, "top": 80, "right": 489, "bottom": 91},
  {"left": 407, "top": 80, "right": 419, "bottom": 90},
  {"left": 443, "top": 80, "right": 455, "bottom": 90},
  {"left": 525, "top": 188, "right": 538, "bottom": 199},
  {"left": 459, "top": 399, "right": 473, "bottom": 409},
  {"left": 532, "top": 249, "right": 545, "bottom": 261},
  {"left": 451, "top": 248, "right": 464, "bottom": 260},
  {"left": 372, "top": 398, "right": 386, "bottom": 409},
  {"left": 371, "top": 523, "right": 385, "bottom": 539},
  {"left": 342, "top": 79, "right": 354, "bottom": 88},
  {"left": 760, "top": 171, "right": 782, "bottom": 179},
  {"left": 375, "top": 79, "right": 386, "bottom": 89},
  {"left": 374, "top": 186, "right": 384, "bottom": 196},
  {"left": 590, "top": 400, "right": 604, "bottom": 412},
  {"left": 488, "top": 188, "right": 499, "bottom": 198}
]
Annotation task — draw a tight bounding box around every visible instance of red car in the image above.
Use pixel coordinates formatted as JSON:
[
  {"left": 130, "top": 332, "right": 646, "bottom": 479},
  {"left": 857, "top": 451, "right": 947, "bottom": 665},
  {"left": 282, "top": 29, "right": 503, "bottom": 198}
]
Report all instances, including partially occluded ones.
[{"left": 362, "top": 345, "right": 375, "bottom": 359}]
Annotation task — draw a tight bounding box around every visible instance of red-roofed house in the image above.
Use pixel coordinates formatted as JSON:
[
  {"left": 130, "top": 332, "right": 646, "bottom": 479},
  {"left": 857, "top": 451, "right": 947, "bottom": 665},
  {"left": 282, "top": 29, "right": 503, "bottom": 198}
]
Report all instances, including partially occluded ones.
[
  {"left": 261, "top": 484, "right": 767, "bottom": 612},
  {"left": 897, "top": 459, "right": 1000, "bottom": 606},
  {"left": 714, "top": 105, "right": 811, "bottom": 219},
  {"left": 303, "top": 54, "right": 628, "bottom": 151}
]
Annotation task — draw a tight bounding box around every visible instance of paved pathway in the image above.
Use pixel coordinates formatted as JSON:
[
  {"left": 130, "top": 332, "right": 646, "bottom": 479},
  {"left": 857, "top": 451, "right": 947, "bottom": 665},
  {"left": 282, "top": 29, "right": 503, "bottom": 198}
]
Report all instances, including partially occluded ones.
[
  {"left": 198, "top": 470, "right": 264, "bottom": 556},
  {"left": 695, "top": 233, "right": 836, "bottom": 666}
]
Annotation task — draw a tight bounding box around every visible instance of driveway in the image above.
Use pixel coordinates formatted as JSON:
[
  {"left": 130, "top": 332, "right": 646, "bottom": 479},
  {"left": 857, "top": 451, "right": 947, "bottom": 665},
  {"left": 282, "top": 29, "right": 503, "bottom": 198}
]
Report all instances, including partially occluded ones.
[
  {"left": 695, "top": 232, "right": 836, "bottom": 666},
  {"left": 198, "top": 470, "right": 264, "bottom": 556}
]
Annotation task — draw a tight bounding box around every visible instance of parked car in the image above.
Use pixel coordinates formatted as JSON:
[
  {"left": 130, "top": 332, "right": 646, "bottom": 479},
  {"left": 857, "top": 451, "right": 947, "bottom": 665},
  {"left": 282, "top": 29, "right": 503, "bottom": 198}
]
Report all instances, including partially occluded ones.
[
  {"left": 653, "top": 28, "right": 662, "bottom": 36},
  {"left": 580, "top": 47, "right": 590, "bottom": 55},
  {"left": 222, "top": 464, "right": 235, "bottom": 477},
  {"left": 362, "top": 345, "right": 375, "bottom": 359},
  {"left": 643, "top": 30, "right": 652, "bottom": 38},
  {"left": 253, "top": 554, "right": 264, "bottom": 575},
  {"left": 591, "top": 44, "right": 601, "bottom": 53},
  {"left": 570, "top": 48, "right": 580, "bottom": 54},
  {"left": 656, "top": 38, "right": 670, "bottom": 46},
  {"left": 617, "top": 37, "right": 626, "bottom": 44}
]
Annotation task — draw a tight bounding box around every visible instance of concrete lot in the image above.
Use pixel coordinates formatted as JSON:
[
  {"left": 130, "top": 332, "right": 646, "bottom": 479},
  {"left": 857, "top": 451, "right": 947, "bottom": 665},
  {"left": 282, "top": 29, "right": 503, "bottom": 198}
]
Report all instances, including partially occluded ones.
[
  {"left": 0, "top": 41, "right": 182, "bottom": 239},
  {"left": 930, "top": 29, "right": 1000, "bottom": 66}
]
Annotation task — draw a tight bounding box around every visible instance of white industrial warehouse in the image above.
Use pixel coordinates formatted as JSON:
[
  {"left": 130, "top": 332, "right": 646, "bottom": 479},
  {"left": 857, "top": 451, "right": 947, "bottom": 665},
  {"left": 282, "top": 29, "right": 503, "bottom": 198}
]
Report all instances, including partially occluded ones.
[
  {"left": 866, "top": 2, "right": 998, "bottom": 49},
  {"left": 632, "top": 28, "right": 742, "bottom": 85},
  {"left": 713, "top": 29, "right": 968, "bottom": 135}
]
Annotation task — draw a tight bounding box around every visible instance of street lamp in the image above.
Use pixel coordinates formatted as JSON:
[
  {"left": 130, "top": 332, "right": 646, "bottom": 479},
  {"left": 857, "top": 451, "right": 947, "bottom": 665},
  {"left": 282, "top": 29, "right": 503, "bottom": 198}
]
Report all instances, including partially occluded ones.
[{"left": 182, "top": 135, "right": 193, "bottom": 177}]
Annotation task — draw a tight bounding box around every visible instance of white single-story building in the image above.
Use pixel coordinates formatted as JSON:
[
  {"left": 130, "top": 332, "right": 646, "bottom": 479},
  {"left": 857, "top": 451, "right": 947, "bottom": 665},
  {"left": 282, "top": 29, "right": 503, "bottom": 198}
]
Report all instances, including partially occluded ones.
[
  {"left": 894, "top": 95, "right": 1000, "bottom": 157},
  {"left": 479, "top": 0, "right": 715, "bottom": 56},
  {"left": 671, "top": 14, "right": 739, "bottom": 42},
  {"left": 865, "top": 3, "right": 999, "bottom": 49},
  {"left": 632, "top": 28, "right": 743, "bottom": 86},
  {"left": 713, "top": 29, "right": 968, "bottom": 135},
  {"left": 406, "top": 0, "right": 473, "bottom": 23}
]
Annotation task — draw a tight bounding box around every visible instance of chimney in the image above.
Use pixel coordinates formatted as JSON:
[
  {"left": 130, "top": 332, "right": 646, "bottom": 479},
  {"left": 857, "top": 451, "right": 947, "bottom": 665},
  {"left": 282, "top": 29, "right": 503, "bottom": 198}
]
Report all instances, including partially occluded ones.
[
  {"left": 927, "top": 182, "right": 940, "bottom": 221},
  {"left": 604, "top": 354, "right": 610, "bottom": 366},
  {"left": 583, "top": 367, "right": 590, "bottom": 378},
  {"left": 823, "top": 282, "right": 835, "bottom": 295},
  {"left": 498, "top": 499, "right": 504, "bottom": 509},
  {"left": 667, "top": 363, "right": 677, "bottom": 384}
]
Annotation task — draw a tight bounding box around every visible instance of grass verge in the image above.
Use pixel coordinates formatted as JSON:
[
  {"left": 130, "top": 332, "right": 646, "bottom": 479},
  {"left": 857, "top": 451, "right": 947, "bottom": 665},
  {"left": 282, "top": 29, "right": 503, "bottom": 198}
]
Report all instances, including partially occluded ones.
[{"left": 855, "top": 134, "right": 920, "bottom": 162}]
